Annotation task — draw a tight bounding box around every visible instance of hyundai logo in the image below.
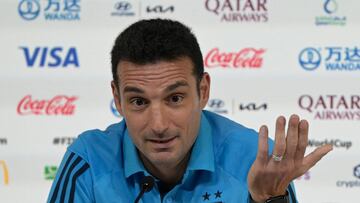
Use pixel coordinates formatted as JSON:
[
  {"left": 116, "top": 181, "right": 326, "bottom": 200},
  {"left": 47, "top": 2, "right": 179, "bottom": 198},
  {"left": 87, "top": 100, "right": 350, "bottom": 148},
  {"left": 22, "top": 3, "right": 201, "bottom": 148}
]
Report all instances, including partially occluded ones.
[
  {"left": 208, "top": 99, "right": 225, "bottom": 109},
  {"left": 114, "top": 1, "right": 132, "bottom": 12}
]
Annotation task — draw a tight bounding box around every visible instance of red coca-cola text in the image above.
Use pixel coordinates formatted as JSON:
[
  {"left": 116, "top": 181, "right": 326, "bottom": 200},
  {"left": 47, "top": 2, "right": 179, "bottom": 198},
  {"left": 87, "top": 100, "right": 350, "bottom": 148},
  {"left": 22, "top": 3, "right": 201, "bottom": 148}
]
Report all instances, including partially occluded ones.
[
  {"left": 17, "top": 95, "right": 77, "bottom": 115},
  {"left": 204, "top": 47, "right": 265, "bottom": 68}
]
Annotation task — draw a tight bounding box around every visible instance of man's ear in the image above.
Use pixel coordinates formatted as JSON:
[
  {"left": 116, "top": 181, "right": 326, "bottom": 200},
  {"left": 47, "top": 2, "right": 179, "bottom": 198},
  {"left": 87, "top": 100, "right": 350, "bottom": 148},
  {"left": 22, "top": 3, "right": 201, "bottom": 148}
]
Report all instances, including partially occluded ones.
[
  {"left": 111, "top": 80, "right": 124, "bottom": 116},
  {"left": 199, "top": 72, "right": 211, "bottom": 109}
]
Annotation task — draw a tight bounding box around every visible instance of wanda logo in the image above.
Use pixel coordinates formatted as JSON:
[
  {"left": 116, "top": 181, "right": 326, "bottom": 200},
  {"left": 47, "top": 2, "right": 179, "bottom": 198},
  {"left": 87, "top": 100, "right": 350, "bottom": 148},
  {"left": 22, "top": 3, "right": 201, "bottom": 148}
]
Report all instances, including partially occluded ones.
[
  {"left": 17, "top": 95, "right": 77, "bottom": 115},
  {"left": 204, "top": 47, "right": 265, "bottom": 68}
]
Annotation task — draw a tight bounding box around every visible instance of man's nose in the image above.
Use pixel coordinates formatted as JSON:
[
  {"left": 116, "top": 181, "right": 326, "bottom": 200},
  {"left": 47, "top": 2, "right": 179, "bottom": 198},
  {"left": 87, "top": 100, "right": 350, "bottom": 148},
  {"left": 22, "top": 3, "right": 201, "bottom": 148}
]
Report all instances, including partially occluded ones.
[{"left": 149, "top": 104, "right": 169, "bottom": 136}]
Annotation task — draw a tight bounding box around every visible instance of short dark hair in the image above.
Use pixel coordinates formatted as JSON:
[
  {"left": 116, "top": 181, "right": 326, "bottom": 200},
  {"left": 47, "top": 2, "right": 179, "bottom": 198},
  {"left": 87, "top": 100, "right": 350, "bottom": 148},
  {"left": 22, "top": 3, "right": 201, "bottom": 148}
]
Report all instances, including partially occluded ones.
[{"left": 111, "top": 18, "right": 204, "bottom": 89}]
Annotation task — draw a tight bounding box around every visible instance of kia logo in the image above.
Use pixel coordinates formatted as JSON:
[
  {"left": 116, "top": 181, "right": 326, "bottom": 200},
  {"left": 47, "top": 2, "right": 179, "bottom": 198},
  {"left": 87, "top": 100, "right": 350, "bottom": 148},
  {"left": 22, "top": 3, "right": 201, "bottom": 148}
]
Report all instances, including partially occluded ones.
[
  {"left": 146, "top": 5, "right": 174, "bottom": 13},
  {"left": 239, "top": 103, "right": 267, "bottom": 111}
]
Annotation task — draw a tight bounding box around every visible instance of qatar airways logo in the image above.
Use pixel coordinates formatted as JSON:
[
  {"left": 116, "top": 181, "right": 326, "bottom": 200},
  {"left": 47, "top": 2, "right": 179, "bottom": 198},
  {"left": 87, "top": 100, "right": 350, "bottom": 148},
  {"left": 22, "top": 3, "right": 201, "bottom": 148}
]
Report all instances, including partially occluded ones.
[
  {"left": 17, "top": 95, "right": 77, "bottom": 116},
  {"left": 204, "top": 48, "right": 265, "bottom": 68},
  {"left": 205, "top": 0, "right": 268, "bottom": 22},
  {"left": 298, "top": 95, "right": 360, "bottom": 120}
]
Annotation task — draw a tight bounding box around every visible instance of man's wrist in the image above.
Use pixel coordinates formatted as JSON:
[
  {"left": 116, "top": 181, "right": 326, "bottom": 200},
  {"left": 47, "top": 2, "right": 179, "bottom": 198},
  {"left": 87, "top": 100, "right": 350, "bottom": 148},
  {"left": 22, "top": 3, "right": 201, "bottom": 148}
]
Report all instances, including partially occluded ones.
[
  {"left": 249, "top": 191, "right": 269, "bottom": 203},
  {"left": 250, "top": 191, "right": 289, "bottom": 203}
]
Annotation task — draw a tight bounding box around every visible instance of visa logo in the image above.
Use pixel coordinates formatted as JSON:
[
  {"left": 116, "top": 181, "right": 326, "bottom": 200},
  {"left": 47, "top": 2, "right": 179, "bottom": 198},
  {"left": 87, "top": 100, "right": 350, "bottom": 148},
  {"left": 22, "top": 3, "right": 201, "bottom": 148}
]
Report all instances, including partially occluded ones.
[{"left": 19, "top": 47, "right": 79, "bottom": 68}]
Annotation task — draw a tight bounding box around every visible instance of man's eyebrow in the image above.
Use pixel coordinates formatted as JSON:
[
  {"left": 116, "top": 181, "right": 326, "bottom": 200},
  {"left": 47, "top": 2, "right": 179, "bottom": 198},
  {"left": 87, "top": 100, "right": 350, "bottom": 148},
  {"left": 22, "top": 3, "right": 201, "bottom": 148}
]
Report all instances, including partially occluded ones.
[
  {"left": 165, "top": 81, "right": 189, "bottom": 92},
  {"left": 123, "top": 86, "right": 144, "bottom": 94}
]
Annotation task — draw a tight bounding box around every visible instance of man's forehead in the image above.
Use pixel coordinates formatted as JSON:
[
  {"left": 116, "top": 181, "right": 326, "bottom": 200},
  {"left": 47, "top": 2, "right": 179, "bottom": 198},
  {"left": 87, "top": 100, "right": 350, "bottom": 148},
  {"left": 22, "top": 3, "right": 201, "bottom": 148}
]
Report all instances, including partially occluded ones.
[
  {"left": 117, "top": 57, "right": 194, "bottom": 74},
  {"left": 122, "top": 80, "right": 190, "bottom": 95},
  {"left": 115, "top": 57, "right": 197, "bottom": 94}
]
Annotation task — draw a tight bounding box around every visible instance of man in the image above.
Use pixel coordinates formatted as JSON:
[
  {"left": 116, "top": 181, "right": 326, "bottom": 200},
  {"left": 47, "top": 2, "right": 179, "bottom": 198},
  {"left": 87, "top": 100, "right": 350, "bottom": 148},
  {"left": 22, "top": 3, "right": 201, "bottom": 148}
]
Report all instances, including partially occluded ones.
[{"left": 47, "top": 19, "right": 332, "bottom": 203}]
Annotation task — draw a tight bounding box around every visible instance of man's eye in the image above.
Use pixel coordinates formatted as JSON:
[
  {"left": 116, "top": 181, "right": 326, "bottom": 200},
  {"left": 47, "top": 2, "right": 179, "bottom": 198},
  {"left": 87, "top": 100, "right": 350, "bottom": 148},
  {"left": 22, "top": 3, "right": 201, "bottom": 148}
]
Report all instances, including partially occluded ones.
[
  {"left": 169, "top": 95, "right": 184, "bottom": 104},
  {"left": 130, "top": 98, "right": 147, "bottom": 106}
]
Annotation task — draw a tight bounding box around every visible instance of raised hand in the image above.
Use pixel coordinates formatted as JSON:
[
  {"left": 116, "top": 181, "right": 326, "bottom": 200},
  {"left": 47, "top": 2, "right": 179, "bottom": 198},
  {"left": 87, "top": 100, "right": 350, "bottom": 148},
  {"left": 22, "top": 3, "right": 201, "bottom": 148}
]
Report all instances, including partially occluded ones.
[{"left": 247, "top": 115, "right": 333, "bottom": 202}]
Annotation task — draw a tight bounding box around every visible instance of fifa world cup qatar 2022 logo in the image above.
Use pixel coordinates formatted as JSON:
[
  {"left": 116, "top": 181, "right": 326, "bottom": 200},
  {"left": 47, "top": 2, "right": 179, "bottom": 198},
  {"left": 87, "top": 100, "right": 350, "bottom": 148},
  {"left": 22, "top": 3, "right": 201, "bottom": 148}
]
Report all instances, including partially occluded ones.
[{"left": 17, "top": 95, "right": 78, "bottom": 116}]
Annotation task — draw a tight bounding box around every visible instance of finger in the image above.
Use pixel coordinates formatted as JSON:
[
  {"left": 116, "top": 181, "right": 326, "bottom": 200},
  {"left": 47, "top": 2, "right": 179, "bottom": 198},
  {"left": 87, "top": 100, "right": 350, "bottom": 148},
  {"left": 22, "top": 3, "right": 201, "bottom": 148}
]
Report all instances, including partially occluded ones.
[
  {"left": 294, "top": 120, "right": 309, "bottom": 165},
  {"left": 271, "top": 116, "right": 286, "bottom": 160},
  {"left": 302, "top": 144, "right": 333, "bottom": 170},
  {"left": 256, "top": 125, "right": 269, "bottom": 166},
  {"left": 284, "top": 114, "right": 300, "bottom": 159}
]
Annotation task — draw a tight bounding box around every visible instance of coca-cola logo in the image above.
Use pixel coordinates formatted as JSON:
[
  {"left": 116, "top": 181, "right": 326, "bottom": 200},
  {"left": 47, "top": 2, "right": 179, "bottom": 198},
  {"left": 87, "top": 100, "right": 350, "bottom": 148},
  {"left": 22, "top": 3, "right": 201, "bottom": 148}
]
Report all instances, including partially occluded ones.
[
  {"left": 17, "top": 95, "right": 77, "bottom": 115},
  {"left": 298, "top": 95, "right": 360, "bottom": 120},
  {"left": 204, "top": 48, "right": 265, "bottom": 68}
]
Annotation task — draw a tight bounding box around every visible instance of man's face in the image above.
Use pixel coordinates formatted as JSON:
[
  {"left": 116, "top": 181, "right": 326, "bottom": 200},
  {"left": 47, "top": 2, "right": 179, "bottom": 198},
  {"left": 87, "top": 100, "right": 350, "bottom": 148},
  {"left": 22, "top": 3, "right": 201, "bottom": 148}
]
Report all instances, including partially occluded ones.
[{"left": 112, "top": 57, "right": 210, "bottom": 169}]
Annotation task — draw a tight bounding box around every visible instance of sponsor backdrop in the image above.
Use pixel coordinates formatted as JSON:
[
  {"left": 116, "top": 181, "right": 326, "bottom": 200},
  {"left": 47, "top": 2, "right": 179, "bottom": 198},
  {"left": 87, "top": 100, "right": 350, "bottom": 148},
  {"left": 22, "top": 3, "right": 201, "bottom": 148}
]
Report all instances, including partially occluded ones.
[{"left": 0, "top": 0, "right": 359, "bottom": 202}]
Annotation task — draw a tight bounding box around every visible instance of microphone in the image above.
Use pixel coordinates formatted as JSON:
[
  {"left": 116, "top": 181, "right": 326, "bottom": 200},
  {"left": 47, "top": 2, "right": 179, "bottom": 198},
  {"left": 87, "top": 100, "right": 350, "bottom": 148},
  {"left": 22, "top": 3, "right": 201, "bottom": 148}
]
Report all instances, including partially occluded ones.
[{"left": 134, "top": 176, "right": 155, "bottom": 203}]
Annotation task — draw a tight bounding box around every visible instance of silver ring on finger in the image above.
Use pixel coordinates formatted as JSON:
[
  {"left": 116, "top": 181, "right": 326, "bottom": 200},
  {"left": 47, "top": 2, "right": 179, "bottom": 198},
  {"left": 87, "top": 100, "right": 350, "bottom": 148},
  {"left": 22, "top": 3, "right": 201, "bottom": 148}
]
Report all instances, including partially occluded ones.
[{"left": 272, "top": 154, "right": 283, "bottom": 162}]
